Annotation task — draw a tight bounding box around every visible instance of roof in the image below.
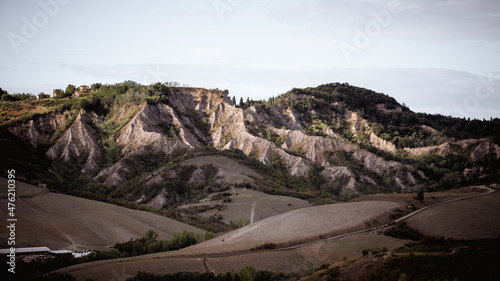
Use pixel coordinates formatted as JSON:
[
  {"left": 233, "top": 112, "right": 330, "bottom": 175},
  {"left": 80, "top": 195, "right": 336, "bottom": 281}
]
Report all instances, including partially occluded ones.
[
  {"left": 0, "top": 247, "right": 51, "bottom": 254},
  {"left": 80, "top": 85, "right": 89, "bottom": 88},
  {"left": 49, "top": 250, "right": 73, "bottom": 254}
]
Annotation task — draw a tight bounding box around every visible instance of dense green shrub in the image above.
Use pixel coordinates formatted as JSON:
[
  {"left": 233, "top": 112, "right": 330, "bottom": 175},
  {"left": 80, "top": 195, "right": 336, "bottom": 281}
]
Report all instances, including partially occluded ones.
[{"left": 384, "top": 222, "right": 425, "bottom": 241}]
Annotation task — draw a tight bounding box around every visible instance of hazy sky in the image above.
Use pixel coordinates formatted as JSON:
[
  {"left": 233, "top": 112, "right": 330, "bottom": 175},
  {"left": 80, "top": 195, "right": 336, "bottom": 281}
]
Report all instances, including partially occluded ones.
[{"left": 1, "top": 0, "right": 499, "bottom": 119}]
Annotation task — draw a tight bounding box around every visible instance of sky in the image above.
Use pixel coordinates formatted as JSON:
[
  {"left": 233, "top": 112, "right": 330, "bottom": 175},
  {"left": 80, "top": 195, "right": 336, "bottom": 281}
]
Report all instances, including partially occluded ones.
[{"left": 1, "top": 0, "right": 499, "bottom": 119}]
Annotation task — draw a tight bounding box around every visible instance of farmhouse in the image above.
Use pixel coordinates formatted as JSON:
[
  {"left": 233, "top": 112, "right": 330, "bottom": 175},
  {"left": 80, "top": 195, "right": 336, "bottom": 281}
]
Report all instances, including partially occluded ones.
[
  {"left": 37, "top": 93, "right": 50, "bottom": 100},
  {"left": 0, "top": 247, "right": 93, "bottom": 263},
  {"left": 74, "top": 85, "right": 90, "bottom": 97}
]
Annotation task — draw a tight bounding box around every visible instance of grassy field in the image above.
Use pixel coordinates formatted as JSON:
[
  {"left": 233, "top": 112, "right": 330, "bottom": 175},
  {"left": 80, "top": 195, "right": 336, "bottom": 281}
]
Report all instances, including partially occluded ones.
[{"left": 0, "top": 178, "right": 204, "bottom": 251}]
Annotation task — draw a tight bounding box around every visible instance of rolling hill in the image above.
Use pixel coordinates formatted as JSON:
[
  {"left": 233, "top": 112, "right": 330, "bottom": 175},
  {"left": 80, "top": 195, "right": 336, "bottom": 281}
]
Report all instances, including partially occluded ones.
[
  {"left": 0, "top": 178, "right": 204, "bottom": 251},
  {"left": 1, "top": 82, "right": 499, "bottom": 232}
]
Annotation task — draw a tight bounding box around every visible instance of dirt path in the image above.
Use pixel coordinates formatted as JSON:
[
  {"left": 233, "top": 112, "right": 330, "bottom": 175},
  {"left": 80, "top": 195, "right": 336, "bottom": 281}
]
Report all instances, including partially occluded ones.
[
  {"left": 250, "top": 201, "right": 257, "bottom": 224},
  {"left": 203, "top": 257, "right": 215, "bottom": 273}
]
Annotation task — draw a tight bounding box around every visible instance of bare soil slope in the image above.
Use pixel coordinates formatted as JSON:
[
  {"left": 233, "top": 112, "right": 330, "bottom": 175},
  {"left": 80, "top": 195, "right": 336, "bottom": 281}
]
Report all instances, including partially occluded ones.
[
  {"left": 406, "top": 191, "right": 500, "bottom": 239},
  {"left": 0, "top": 178, "right": 203, "bottom": 251},
  {"left": 181, "top": 156, "right": 262, "bottom": 184},
  {"left": 61, "top": 232, "right": 408, "bottom": 281},
  {"left": 58, "top": 200, "right": 402, "bottom": 281},
  {"left": 185, "top": 200, "right": 400, "bottom": 254},
  {"left": 180, "top": 187, "right": 311, "bottom": 225}
]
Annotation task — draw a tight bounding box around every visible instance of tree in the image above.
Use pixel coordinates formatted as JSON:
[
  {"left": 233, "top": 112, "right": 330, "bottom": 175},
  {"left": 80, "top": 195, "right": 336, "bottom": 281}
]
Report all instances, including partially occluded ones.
[
  {"left": 53, "top": 89, "right": 65, "bottom": 99},
  {"left": 239, "top": 97, "right": 244, "bottom": 108},
  {"left": 65, "top": 84, "right": 75, "bottom": 96},
  {"left": 232, "top": 96, "right": 236, "bottom": 106},
  {"left": 91, "top": 83, "right": 102, "bottom": 91},
  {"left": 1, "top": 93, "right": 12, "bottom": 101},
  {"left": 144, "top": 229, "right": 158, "bottom": 243},
  {"left": 417, "top": 190, "right": 424, "bottom": 202},
  {"left": 204, "top": 231, "right": 215, "bottom": 241},
  {"left": 239, "top": 266, "right": 256, "bottom": 281}
]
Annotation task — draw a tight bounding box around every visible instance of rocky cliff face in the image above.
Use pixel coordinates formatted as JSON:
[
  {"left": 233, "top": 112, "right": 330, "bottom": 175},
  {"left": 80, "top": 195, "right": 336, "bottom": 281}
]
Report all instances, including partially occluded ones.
[
  {"left": 6, "top": 85, "right": 499, "bottom": 198},
  {"left": 46, "top": 111, "right": 104, "bottom": 174},
  {"left": 9, "top": 113, "right": 66, "bottom": 149}
]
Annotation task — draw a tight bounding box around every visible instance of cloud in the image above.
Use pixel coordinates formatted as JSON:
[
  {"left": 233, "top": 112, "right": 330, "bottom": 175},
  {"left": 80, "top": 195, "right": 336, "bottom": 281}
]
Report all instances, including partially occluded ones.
[{"left": 268, "top": 0, "right": 500, "bottom": 42}]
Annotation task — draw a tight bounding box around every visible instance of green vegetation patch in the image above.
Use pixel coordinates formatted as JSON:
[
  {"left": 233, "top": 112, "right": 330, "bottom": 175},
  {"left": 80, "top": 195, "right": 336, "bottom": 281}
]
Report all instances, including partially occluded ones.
[{"left": 384, "top": 222, "right": 425, "bottom": 241}]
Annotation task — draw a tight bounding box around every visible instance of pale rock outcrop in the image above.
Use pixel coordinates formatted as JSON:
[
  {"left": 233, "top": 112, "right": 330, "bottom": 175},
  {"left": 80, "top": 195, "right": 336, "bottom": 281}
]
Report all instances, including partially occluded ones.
[
  {"left": 224, "top": 130, "right": 310, "bottom": 176},
  {"left": 321, "top": 166, "right": 354, "bottom": 182},
  {"left": 376, "top": 103, "right": 403, "bottom": 113},
  {"left": 395, "top": 177, "right": 406, "bottom": 190},
  {"left": 284, "top": 107, "right": 304, "bottom": 130},
  {"left": 46, "top": 111, "right": 103, "bottom": 174},
  {"left": 404, "top": 139, "right": 490, "bottom": 157},
  {"left": 147, "top": 188, "right": 169, "bottom": 208},
  {"left": 143, "top": 168, "right": 177, "bottom": 186},
  {"left": 325, "top": 127, "right": 341, "bottom": 139},
  {"left": 96, "top": 103, "right": 202, "bottom": 186},
  {"left": 369, "top": 133, "right": 397, "bottom": 153},
  {"left": 210, "top": 102, "right": 248, "bottom": 148},
  {"left": 406, "top": 172, "right": 417, "bottom": 185},
  {"left": 9, "top": 113, "right": 66, "bottom": 148},
  {"left": 470, "top": 140, "right": 500, "bottom": 162},
  {"left": 346, "top": 178, "right": 358, "bottom": 191},
  {"left": 188, "top": 168, "right": 205, "bottom": 185},
  {"left": 344, "top": 109, "right": 398, "bottom": 153},
  {"left": 117, "top": 103, "right": 201, "bottom": 153},
  {"left": 360, "top": 174, "right": 377, "bottom": 185},
  {"left": 352, "top": 150, "right": 400, "bottom": 175},
  {"left": 420, "top": 125, "right": 439, "bottom": 136},
  {"left": 135, "top": 194, "right": 147, "bottom": 203},
  {"left": 275, "top": 127, "right": 402, "bottom": 177}
]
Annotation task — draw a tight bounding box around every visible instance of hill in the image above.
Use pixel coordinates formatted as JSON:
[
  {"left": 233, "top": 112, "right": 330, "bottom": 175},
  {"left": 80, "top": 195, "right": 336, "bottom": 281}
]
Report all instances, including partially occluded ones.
[
  {"left": 1, "top": 81, "right": 499, "bottom": 232},
  {"left": 0, "top": 177, "right": 204, "bottom": 251},
  {"left": 56, "top": 187, "right": 499, "bottom": 281}
]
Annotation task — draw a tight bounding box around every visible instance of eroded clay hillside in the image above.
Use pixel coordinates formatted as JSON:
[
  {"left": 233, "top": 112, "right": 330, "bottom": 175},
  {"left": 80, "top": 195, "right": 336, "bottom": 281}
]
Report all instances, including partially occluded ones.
[{"left": 1, "top": 82, "right": 499, "bottom": 218}]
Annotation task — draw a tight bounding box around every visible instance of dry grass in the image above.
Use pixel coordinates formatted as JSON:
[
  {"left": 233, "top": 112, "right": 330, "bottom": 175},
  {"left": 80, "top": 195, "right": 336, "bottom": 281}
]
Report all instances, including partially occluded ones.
[{"left": 0, "top": 99, "right": 54, "bottom": 125}]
